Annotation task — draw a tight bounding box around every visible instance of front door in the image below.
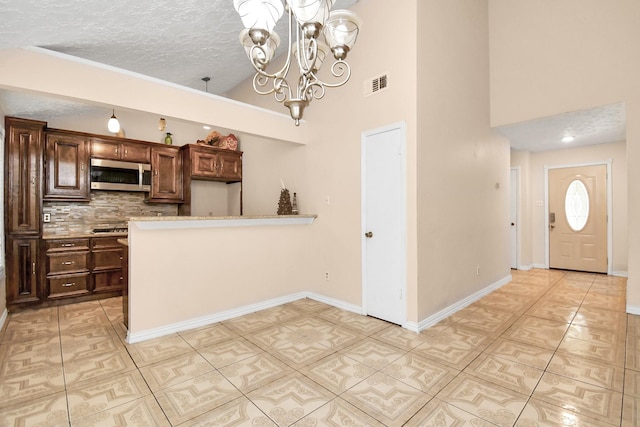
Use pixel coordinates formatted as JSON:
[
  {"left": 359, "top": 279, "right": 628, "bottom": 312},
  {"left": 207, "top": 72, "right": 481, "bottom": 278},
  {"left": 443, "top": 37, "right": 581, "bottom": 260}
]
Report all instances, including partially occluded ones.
[
  {"left": 362, "top": 123, "right": 405, "bottom": 325},
  {"left": 548, "top": 165, "right": 607, "bottom": 273}
]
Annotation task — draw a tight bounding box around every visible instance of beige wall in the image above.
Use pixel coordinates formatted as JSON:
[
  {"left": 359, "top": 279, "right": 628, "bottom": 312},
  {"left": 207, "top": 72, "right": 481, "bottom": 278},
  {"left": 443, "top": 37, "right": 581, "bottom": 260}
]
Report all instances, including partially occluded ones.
[
  {"left": 511, "top": 142, "right": 628, "bottom": 274},
  {"left": 490, "top": 0, "right": 640, "bottom": 310},
  {"left": 229, "top": 0, "right": 512, "bottom": 325},
  {"left": 230, "top": 0, "right": 421, "bottom": 320},
  {"left": 415, "top": 0, "right": 511, "bottom": 321}
]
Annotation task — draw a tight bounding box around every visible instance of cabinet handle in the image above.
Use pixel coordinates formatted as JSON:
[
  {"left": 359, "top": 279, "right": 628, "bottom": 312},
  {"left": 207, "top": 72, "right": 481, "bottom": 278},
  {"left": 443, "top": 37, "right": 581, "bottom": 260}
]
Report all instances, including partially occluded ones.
[
  {"left": 32, "top": 262, "right": 36, "bottom": 275},
  {"left": 81, "top": 163, "right": 84, "bottom": 171},
  {"left": 219, "top": 159, "right": 224, "bottom": 172},
  {"left": 154, "top": 169, "right": 158, "bottom": 176},
  {"left": 62, "top": 282, "right": 76, "bottom": 287},
  {"left": 115, "top": 147, "right": 119, "bottom": 155},
  {"left": 61, "top": 261, "right": 74, "bottom": 265},
  {"left": 124, "top": 149, "right": 128, "bottom": 155},
  {"left": 61, "top": 243, "right": 75, "bottom": 247},
  {"left": 31, "top": 175, "right": 36, "bottom": 185}
]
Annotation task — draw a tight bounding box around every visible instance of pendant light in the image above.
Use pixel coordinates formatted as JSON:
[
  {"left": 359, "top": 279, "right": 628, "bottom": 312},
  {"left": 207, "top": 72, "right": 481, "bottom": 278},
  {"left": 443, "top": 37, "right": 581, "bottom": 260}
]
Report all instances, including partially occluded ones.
[{"left": 107, "top": 110, "right": 120, "bottom": 133}]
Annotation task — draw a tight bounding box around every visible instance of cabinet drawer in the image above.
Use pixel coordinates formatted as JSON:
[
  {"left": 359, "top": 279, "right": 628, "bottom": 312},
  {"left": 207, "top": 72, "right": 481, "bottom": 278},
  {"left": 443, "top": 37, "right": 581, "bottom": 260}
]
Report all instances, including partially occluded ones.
[
  {"left": 48, "top": 273, "right": 90, "bottom": 298},
  {"left": 93, "top": 249, "right": 124, "bottom": 271},
  {"left": 47, "top": 252, "right": 89, "bottom": 274},
  {"left": 46, "top": 238, "right": 90, "bottom": 252},
  {"left": 93, "top": 270, "right": 124, "bottom": 293},
  {"left": 91, "top": 237, "right": 124, "bottom": 250}
]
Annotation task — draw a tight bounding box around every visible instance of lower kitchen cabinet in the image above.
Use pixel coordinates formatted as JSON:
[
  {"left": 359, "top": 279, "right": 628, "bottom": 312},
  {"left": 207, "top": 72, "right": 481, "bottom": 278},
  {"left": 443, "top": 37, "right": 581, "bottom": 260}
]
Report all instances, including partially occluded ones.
[
  {"left": 45, "top": 238, "right": 90, "bottom": 299},
  {"left": 92, "top": 237, "right": 125, "bottom": 293},
  {"left": 6, "top": 237, "right": 41, "bottom": 305}
]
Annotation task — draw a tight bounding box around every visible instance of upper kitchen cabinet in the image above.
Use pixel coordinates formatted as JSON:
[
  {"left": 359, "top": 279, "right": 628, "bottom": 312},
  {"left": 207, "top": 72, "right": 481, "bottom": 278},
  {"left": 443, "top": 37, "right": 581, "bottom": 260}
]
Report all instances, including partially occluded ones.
[
  {"left": 5, "top": 117, "right": 46, "bottom": 235},
  {"left": 44, "top": 131, "right": 90, "bottom": 201},
  {"left": 148, "top": 145, "right": 183, "bottom": 202},
  {"left": 91, "top": 138, "right": 151, "bottom": 163},
  {"left": 183, "top": 144, "right": 243, "bottom": 182}
]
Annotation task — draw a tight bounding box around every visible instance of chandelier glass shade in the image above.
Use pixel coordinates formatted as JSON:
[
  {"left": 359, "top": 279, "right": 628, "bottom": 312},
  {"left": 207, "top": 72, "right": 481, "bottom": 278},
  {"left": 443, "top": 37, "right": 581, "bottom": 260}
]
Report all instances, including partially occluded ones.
[{"left": 233, "top": 0, "right": 361, "bottom": 125}]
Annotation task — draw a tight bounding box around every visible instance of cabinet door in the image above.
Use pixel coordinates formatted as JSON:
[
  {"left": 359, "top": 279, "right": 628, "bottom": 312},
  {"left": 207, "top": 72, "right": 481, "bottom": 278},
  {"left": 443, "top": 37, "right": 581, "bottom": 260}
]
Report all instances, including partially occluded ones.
[
  {"left": 121, "top": 142, "right": 151, "bottom": 163},
  {"left": 191, "top": 148, "right": 218, "bottom": 178},
  {"left": 150, "top": 146, "right": 183, "bottom": 201},
  {"left": 7, "top": 237, "right": 41, "bottom": 305},
  {"left": 90, "top": 139, "right": 121, "bottom": 160},
  {"left": 5, "top": 119, "right": 44, "bottom": 235},
  {"left": 44, "top": 133, "right": 90, "bottom": 201},
  {"left": 217, "top": 151, "right": 243, "bottom": 181}
]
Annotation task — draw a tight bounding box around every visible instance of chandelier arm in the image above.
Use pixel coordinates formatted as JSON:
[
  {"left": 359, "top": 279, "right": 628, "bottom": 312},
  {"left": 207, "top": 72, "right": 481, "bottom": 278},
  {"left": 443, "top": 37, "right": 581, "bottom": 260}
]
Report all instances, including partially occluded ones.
[{"left": 305, "top": 60, "right": 352, "bottom": 91}]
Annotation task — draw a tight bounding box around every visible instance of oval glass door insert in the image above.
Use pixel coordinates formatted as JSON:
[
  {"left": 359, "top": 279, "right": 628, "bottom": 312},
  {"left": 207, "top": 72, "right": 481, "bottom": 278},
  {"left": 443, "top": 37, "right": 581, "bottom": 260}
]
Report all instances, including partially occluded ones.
[{"left": 565, "top": 179, "right": 589, "bottom": 231}]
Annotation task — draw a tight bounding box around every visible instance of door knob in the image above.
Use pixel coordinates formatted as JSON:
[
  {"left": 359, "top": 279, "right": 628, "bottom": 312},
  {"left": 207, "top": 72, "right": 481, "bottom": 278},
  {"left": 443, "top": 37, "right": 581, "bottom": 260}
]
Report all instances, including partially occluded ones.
[{"left": 365, "top": 231, "right": 373, "bottom": 238}]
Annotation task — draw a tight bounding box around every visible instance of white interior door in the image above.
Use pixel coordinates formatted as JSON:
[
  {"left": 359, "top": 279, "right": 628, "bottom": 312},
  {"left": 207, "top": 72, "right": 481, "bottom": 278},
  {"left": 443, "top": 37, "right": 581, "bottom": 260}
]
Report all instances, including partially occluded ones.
[
  {"left": 510, "top": 168, "right": 518, "bottom": 269},
  {"left": 362, "top": 123, "right": 405, "bottom": 325}
]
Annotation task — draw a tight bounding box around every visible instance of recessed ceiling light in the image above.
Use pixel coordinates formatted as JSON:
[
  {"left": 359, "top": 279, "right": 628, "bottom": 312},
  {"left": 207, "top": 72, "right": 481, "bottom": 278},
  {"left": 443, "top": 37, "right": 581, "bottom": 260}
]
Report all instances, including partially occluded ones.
[
  {"left": 203, "top": 125, "right": 211, "bottom": 130},
  {"left": 562, "top": 136, "right": 575, "bottom": 143}
]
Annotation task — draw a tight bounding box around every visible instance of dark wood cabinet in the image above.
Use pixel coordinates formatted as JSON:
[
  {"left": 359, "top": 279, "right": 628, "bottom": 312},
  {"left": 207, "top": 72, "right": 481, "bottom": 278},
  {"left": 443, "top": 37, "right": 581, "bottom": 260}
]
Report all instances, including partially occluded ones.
[
  {"left": 186, "top": 144, "right": 243, "bottom": 182},
  {"left": 91, "top": 237, "right": 125, "bottom": 293},
  {"left": 45, "top": 238, "right": 90, "bottom": 299},
  {"left": 149, "top": 145, "right": 183, "bottom": 202},
  {"left": 44, "top": 131, "right": 90, "bottom": 201},
  {"left": 5, "top": 117, "right": 45, "bottom": 235},
  {"left": 178, "top": 144, "right": 243, "bottom": 216},
  {"left": 6, "top": 237, "right": 41, "bottom": 304},
  {"left": 91, "top": 138, "right": 151, "bottom": 163}
]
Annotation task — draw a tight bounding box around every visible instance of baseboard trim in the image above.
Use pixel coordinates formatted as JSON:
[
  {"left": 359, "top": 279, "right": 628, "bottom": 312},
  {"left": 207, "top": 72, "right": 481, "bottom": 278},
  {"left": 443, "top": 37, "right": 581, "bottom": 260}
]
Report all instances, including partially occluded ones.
[
  {"left": 126, "top": 274, "right": 520, "bottom": 343},
  {"left": 126, "top": 292, "right": 363, "bottom": 344},
  {"left": 627, "top": 305, "right": 640, "bottom": 316},
  {"left": 127, "top": 292, "right": 307, "bottom": 344},
  {"left": 613, "top": 271, "right": 628, "bottom": 278},
  {"left": 0, "top": 308, "right": 7, "bottom": 332},
  {"left": 517, "top": 265, "right": 534, "bottom": 271},
  {"left": 414, "top": 274, "right": 513, "bottom": 333}
]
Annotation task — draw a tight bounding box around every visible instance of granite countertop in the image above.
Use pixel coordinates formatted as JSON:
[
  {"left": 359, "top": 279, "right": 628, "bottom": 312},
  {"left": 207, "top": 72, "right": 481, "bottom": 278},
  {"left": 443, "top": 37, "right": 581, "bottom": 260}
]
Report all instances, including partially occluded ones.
[{"left": 42, "top": 231, "right": 128, "bottom": 240}]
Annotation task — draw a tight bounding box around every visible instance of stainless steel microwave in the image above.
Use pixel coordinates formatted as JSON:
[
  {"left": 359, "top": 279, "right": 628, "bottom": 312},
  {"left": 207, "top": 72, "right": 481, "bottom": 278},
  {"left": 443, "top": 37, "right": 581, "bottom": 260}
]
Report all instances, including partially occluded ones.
[{"left": 90, "top": 158, "right": 151, "bottom": 192}]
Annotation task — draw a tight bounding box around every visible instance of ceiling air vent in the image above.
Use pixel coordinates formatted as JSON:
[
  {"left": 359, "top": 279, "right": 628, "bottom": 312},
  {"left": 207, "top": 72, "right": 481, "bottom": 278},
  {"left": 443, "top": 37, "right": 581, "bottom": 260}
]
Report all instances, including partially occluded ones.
[{"left": 364, "top": 73, "right": 389, "bottom": 97}]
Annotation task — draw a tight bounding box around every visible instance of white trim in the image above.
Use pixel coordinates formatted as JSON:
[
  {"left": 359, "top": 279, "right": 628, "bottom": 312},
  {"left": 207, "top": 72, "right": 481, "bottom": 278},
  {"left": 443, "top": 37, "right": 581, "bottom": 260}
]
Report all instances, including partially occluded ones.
[
  {"left": 612, "top": 271, "right": 628, "bottom": 278},
  {"left": 126, "top": 291, "right": 362, "bottom": 344},
  {"left": 627, "top": 305, "right": 640, "bottom": 316},
  {"left": 414, "top": 274, "right": 512, "bottom": 333},
  {"left": 532, "top": 263, "right": 548, "bottom": 270},
  {"left": 517, "top": 264, "right": 534, "bottom": 271},
  {"left": 544, "top": 160, "right": 612, "bottom": 274},
  {"left": 0, "top": 308, "right": 7, "bottom": 332},
  {"left": 360, "top": 121, "right": 407, "bottom": 326}
]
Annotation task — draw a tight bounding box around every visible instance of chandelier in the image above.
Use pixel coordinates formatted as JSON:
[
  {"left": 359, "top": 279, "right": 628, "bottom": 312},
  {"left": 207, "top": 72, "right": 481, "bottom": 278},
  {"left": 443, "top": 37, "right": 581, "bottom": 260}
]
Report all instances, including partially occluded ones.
[{"left": 233, "top": 0, "right": 361, "bottom": 126}]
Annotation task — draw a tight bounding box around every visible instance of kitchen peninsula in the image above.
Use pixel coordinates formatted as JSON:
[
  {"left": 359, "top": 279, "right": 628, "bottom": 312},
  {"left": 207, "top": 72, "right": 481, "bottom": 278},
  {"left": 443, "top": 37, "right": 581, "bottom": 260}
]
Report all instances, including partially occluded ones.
[{"left": 125, "top": 214, "right": 317, "bottom": 343}]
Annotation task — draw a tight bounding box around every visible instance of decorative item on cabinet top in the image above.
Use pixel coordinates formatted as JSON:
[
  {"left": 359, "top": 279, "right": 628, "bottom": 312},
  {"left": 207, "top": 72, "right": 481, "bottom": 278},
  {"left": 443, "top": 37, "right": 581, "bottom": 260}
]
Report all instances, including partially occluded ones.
[{"left": 196, "top": 130, "right": 239, "bottom": 150}]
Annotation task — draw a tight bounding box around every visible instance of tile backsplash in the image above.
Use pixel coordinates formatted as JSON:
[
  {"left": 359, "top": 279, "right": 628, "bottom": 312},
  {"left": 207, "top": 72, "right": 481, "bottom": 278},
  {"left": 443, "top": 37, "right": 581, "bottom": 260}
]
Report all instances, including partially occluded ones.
[{"left": 43, "top": 191, "right": 178, "bottom": 235}]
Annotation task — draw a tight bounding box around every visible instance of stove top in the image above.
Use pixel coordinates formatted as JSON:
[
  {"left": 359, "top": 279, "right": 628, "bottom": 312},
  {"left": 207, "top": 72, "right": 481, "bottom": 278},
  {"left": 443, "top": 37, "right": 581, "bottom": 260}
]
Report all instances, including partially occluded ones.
[{"left": 92, "top": 227, "right": 128, "bottom": 234}]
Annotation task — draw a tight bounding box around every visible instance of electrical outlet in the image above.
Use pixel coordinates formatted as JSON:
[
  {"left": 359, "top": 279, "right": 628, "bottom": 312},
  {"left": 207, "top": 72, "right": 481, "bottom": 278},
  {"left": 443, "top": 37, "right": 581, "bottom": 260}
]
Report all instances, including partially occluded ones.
[
  {"left": 325, "top": 272, "right": 330, "bottom": 281},
  {"left": 43, "top": 213, "right": 51, "bottom": 223}
]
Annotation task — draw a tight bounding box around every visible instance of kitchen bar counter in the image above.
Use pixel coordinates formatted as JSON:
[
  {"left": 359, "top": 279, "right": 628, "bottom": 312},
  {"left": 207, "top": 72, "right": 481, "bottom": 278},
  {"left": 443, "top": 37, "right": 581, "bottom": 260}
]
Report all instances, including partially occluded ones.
[{"left": 125, "top": 214, "right": 318, "bottom": 343}]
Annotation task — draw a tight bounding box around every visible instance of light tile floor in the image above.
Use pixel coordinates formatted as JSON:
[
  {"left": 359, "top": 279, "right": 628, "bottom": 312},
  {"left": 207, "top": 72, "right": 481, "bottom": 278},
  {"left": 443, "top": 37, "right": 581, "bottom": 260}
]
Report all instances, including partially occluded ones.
[{"left": 0, "top": 269, "right": 638, "bottom": 426}]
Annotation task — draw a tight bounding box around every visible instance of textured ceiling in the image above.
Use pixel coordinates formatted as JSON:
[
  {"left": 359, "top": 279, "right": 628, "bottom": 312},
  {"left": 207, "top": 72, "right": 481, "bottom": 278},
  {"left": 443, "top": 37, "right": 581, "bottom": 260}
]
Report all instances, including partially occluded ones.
[
  {"left": 0, "top": 0, "right": 357, "bottom": 121},
  {"left": 497, "top": 103, "right": 626, "bottom": 152},
  {"left": 0, "top": 0, "right": 627, "bottom": 150}
]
